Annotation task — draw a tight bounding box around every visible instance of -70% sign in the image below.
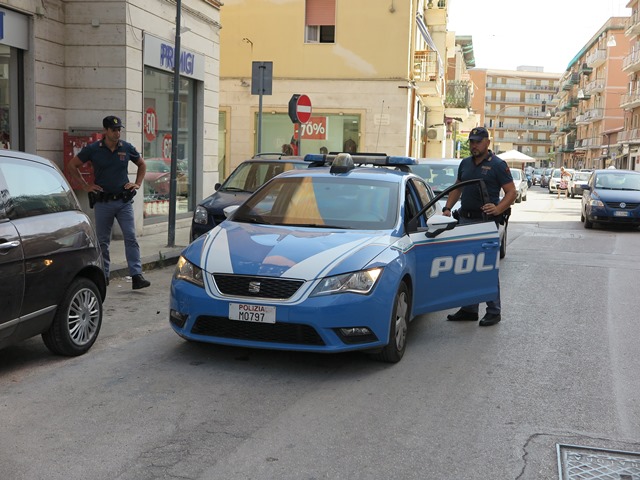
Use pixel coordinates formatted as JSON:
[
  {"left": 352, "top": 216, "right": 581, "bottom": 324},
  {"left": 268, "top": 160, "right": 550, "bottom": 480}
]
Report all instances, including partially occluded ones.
[{"left": 296, "top": 117, "right": 327, "bottom": 140}]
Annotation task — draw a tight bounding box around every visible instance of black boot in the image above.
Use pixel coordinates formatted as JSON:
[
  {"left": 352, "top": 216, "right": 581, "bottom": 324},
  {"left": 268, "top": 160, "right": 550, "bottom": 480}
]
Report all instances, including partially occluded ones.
[{"left": 132, "top": 274, "right": 151, "bottom": 290}]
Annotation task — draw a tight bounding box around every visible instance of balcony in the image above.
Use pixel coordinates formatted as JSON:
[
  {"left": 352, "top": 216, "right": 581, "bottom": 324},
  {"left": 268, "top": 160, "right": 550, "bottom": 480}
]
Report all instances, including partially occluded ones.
[
  {"left": 623, "top": 47, "right": 640, "bottom": 73},
  {"left": 626, "top": 10, "right": 640, "bottom": 37},
  {"left": 586, "top": 49, "right": 607, "bottom": 68},
  {"left": 620, "top": 92, "right": 640, "bottom": 110},
  {"left": 414, "top": 50, "right": 444, "bottom": 98},
  {"left": 559, "top": 142, "right": 575, "bottom": 152},
  {"left": 444, "top": 80, "right": 471, "bottom": 109},
  {"left": 485, "top": 82, "right": 557, "bottom": 93},
  {"left": 560, "top": 122, "right": 577, "bottom": 133},
  {"left": 562, "top": 73, "right": 580, "bottom": 90},
  {"left": 584, "top": 78, "right": 605, "bottom": 95},
  {"left": 579, "top": 63, "right": 593, "bottom": 75},
  {"left": 581, "top": 108, "right": 604, "bottom": 123}
]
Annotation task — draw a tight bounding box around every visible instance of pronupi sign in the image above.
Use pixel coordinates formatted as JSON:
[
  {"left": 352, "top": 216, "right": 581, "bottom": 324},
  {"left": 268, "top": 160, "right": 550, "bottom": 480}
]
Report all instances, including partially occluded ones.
[{"left": 143, "top": 33, "right": 205, "bottom": 81}]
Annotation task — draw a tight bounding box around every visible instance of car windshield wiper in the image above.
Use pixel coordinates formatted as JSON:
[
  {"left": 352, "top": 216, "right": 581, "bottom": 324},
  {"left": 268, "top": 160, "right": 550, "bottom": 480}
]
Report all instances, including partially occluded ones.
[
  {"left": 233, "top": 214, "right": 271, "bottom": 225},
  {"left": 281, "top": 223, "right": 349, "bottom": 229},
  {"left": 221, "top": 187, "right": 252, "bottom": 193}
]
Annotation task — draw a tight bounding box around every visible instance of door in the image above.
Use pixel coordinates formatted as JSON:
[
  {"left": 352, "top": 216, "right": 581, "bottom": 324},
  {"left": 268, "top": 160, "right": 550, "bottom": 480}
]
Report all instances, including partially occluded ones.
[{"left": 0, "top": 220, "right": 24, "bottom": 339}]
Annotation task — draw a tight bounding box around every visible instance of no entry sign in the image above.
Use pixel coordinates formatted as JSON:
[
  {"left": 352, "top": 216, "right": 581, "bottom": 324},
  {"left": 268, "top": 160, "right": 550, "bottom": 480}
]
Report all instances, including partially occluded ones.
[{"left": 288, "top": 94, "right": 312, "bottom": 124}]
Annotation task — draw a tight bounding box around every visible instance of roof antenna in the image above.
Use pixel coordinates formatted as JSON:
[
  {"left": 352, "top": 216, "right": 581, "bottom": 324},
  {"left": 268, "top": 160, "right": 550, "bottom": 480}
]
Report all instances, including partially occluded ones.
[{"left": 375, "top": 100, "right": 385, "bottom": 151}]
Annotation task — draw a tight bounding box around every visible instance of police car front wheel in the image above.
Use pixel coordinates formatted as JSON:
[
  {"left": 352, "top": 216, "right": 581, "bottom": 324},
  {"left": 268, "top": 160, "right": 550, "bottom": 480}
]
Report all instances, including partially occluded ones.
[{"left": 372, "top": 282, "right": 410, "bottom": 364}]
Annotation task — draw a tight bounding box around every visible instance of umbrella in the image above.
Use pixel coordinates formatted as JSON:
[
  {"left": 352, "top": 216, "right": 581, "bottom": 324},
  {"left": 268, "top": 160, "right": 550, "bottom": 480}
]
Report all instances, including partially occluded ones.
[{"left": 496, "top": 149, "right": 535, "bottom": 164}]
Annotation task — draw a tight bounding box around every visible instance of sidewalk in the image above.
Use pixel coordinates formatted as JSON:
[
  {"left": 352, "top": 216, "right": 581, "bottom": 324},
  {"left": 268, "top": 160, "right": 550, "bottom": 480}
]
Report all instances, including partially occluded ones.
[{"left": 108, "top": 218, "right": 192, "bottom": 279}]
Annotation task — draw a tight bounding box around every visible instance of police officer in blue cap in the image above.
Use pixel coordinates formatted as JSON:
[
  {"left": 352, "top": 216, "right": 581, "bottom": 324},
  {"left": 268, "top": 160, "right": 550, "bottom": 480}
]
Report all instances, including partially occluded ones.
[{"left": 441, "top": 126, "right": 516, "bottom": 326}]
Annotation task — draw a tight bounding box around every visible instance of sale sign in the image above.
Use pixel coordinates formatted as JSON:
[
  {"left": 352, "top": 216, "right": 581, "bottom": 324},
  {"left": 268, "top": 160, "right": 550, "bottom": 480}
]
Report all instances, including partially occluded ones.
[
  {"left": 294, "top": 116, "right": 327, "bottom": 140},
  {"left": 144, "top": 107, "right": 158, "bottom": 142}
]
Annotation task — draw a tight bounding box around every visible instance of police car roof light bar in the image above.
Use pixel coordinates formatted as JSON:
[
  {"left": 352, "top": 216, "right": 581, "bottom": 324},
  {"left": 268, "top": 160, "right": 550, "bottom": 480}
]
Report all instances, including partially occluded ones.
[{"left": 304, "top": 153, "right": 416, "bottom": 166}]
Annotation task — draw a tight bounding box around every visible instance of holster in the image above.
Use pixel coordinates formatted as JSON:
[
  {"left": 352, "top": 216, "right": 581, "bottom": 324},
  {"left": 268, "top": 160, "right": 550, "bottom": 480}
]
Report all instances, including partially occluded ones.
[
  {"left": 88, "top": 191, "right": 98, "bottom": 209},
  {"left": 122, "top": 188, "right": 137, "bottom": 203}
]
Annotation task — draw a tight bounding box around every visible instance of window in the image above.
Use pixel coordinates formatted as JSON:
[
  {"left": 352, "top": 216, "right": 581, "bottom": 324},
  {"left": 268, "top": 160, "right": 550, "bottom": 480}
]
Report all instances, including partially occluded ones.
[
  {"left": 0, "top": 158, "right": 76, "bottom": 219},
  {"left": 305, "top": 0, "right": 335, "bottom": 43}
]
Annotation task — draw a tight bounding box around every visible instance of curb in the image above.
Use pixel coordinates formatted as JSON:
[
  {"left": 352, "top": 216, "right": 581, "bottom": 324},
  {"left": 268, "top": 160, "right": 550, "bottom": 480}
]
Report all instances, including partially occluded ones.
[{"left": 109, "top": 248, "right": 184, "bottom": 279}]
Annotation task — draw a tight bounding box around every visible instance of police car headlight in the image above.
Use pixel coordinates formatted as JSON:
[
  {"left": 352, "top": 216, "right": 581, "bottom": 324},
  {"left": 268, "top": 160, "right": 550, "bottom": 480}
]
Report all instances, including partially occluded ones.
[
  {"left": 311, "top": 268, "right": 382, "bottom": 296},
  {"left": 588, "top": 198, "right": 604, "bottom": 207},
  {"left": 193, "top": 205, "right": 209, "bottom": 225},
  {"left": 174, "top": 256, "right": 205, "bottom": 288}
]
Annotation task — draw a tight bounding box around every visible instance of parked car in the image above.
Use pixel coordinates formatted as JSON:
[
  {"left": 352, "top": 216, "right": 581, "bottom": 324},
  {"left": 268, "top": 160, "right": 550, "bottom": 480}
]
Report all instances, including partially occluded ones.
[
  {"left": 532, "top": 168, "right": 544, "bottom": 185},
  {"left": 548, "top": 168, "right": 575, "bottom": 194},
  {"left": 569, "top": 171, "right": 592, "bottom": 198},
  {"left": 171, "top": 153, "right": 501, "bottom": 363},
  {"left": 190, "top": 154, "right": 309, "bottom": 242},
  {"left": 144, "top": 158, "right": 188, "bottom": 199},
  {"left": 0, "top": 150, "right": 106, "bottom": 355},
  {"left": 410, "top": 158, "right": 508, "bottom": 258},
  {"left": 580, "top": 169, "right": 640, "bottom": 229},
  {"left": 540, "top": 168, "right": 553, "bottom": 188},
  {"left": 510, "top": 168, "right": 528, "bottom": 203}
]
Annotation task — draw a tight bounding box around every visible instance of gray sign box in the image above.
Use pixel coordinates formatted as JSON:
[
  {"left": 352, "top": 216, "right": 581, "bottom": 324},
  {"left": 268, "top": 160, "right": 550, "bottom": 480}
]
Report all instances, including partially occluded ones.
[{"left": 251, "top": 61, "right": 273, "bottom": 95}]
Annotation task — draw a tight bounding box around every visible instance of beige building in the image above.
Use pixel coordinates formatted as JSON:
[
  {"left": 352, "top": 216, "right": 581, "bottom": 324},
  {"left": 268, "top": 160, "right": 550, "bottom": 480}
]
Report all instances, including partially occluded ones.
[
  {"left": 470, "top": 67, "right": 560, "bottom": 167},
  {"left": 218, "top": 0, "right": 476, "bottom": 176},
  {"left": 620, "top": 1, "right": 640, "bottom": 169},
  {"left": 0, "top": 0, "right": 221, "bottom": 233},
  {"left": 552, "top": 18, "right": 628, "bottom": 170}
]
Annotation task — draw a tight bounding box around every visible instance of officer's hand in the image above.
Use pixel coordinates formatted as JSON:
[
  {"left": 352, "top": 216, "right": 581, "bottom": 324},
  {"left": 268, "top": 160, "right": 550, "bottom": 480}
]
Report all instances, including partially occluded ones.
[
  {"left": 85, "top": 184, "right": 103, "bottom": 193},
  {"left": 481, "top": 203, "right": 499, "bottom": 216},
  {"left": 125, "top": 182, "right": 140, "bottom": 190},
  {"left": 443, "top": 209, "right": 452, "bottom": 217}
]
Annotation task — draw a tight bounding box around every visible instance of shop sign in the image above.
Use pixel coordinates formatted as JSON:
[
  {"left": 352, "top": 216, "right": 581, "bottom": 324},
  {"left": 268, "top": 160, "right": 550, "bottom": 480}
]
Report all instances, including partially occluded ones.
[
  {"left": 144, "top": 107, "right": 158, "bottom": 142},
  {"left": 296, "top": 116, "right": 327, "bottom": 140},
  {"left": 143, "top": 33, "right": 205, "bottom": 81},
  {"left": 0, "top": 7, "right": 29, "bottom": 50}
]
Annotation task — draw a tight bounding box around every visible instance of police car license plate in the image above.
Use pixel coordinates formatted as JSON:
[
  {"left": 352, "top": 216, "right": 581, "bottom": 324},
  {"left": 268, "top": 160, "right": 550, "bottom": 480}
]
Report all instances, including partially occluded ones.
[
  {"left": 229, "top": 304, "right": 276, "bottom": 324},
  {"left": 614, "top": 210, "right": 630, "bottom": 217}
]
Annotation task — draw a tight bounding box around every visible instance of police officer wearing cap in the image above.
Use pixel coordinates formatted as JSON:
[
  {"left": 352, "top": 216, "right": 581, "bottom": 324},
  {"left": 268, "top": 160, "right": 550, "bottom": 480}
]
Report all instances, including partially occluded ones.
[
  {"left": 67, "top": 115, "right": 151, "bottom": 290},
  {"left": 441, "top": 126, "right": 516, "bottom": 326}
]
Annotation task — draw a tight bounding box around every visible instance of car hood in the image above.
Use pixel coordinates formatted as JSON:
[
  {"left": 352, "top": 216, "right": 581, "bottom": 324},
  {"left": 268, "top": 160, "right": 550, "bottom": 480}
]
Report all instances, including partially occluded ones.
[
  {"left": 200, "top": 189, "right": 252, "bottom": 212},
  {"left": 183, "top": 222, "right": 396, "bottom": 280},
  {"left": 592, "top": 189, "right": 640, "bottom": 203}
]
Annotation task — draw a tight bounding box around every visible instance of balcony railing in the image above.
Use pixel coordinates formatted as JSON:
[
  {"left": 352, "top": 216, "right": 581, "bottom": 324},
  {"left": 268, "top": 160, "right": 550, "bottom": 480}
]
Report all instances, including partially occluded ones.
[
  {"left": 620, "top": 92, "right": 640, "bottom": 110},
  {"left": 444, "top": 80, "right": 471, "bottom": 109},
  {"left": 413, "top": 50, "right": 444, "bottom": 97},
  {"left": 586, "top": 49, "right": 607, "bottom": 68},
  {"left": 584, "top": 78, "right": 605, "bottom": 95},
  {"left": 485, "top": 82, "right": 557, "bottom": 92},
  {"left": 626, "top": 10, "right": 640, "bottom": 37},
  {"left": 623, "top": 45, "right": 640, "bottom": 73}
]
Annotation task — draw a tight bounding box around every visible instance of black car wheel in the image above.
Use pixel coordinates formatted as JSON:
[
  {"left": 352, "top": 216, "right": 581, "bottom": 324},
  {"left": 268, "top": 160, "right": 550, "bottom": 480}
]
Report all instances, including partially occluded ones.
[
  {"left": 42, "top": 278, "right": 103, "bottom": 356},
  {"left": 584, "top": 215, "right": 593, "bottom": 229},
  {"left": 373, "top": 282, "right": 410, "bottom": 363}
]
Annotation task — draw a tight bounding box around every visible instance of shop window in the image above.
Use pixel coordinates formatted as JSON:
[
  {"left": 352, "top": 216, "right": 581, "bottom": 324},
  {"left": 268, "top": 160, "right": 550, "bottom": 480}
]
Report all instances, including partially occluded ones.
[{"left": 142, "top": 66, "right": 195, "bottom": 222}]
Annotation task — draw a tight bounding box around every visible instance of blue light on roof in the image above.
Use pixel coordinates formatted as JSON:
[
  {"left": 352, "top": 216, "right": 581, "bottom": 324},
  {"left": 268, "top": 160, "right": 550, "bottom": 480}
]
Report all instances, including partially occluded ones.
[{"left": 304, "top": 153, "right": 416, "bottom": 166}]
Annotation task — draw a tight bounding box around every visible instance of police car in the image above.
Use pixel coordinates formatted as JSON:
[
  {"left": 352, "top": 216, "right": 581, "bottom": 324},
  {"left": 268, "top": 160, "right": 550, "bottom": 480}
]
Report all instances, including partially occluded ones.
[{"left": 170, "top": 153, "right": 501, "bottom": 363}]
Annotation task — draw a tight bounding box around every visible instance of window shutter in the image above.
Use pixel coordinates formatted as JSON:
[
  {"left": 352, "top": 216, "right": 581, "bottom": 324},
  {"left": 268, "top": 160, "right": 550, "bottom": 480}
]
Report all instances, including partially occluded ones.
[{"left": 306, "top": 0, "right": 336, "bottom": 26}]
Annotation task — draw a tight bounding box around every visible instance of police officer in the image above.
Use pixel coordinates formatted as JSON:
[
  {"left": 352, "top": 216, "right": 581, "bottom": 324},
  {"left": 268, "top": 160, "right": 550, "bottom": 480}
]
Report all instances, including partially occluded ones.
[
  {"left": 441, "top": 127, "right": 516, "bottom": 326},
  {"left": 67, "top": 115, "right": 151, "bottom": 290}
]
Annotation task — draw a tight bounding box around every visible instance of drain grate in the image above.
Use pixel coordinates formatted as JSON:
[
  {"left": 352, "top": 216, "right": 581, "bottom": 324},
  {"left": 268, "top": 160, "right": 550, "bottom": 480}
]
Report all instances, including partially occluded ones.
[{"left": 557, "top": 444, "right": 640, "bottom": 480}]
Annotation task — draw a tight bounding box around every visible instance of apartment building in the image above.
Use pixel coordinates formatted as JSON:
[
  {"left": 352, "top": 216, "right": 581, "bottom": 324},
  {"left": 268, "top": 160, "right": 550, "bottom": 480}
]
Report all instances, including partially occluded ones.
[
  {"left": 218, "top": 0, "right": 476, "bottom": 175},
  {"left": 620, "top": 0, "right": 640, "bottom": 169},
  {"left": 470, "top": 67, "right": 560, "bottom": 167},
  {"left": 552, "top": 18, "right": 628, "bottom": 170},
  {"left": 0, "top": 0, "right": 221, "bottom": 232}
]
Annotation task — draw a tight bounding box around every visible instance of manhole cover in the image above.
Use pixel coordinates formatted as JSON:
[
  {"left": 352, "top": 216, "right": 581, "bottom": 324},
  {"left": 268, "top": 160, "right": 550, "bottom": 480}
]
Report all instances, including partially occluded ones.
[{"left": 557, "top": 444, "right": 640, "bottom": 479}]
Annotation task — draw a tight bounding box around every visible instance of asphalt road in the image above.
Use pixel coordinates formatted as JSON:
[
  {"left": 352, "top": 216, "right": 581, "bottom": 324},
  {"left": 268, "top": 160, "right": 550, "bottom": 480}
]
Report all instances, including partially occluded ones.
[{"left": 2, "top": 187, "right": 640, "bottom": 480}]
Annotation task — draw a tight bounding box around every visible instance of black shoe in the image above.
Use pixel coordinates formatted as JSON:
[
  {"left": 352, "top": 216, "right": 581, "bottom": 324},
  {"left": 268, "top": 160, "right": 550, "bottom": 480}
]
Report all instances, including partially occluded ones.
[
  {"left": 446, "top": 309, "right": 478, "bottom": 321},
  {"left": 132, "top": 274, "right": 151, "bottom": 290},
  {"left": 479, "top": 313, "right": 501, "bottom": 326},
  {"left": 105, "top": 277, "right": 109, "bottom": 287}
]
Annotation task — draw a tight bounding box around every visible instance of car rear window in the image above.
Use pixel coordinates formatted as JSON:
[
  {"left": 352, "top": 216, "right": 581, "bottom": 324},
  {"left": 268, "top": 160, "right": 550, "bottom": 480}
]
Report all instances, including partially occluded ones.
[{"left": 0, "top": 158, "right": 77, "bottom": 219}]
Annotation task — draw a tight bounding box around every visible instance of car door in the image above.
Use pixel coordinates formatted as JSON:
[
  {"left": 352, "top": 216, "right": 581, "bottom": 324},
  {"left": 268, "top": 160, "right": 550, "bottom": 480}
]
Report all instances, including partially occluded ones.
[
  {"left": 0, "top": 171, "right": 25, "bottom": 340},
  {"left": 408, "top": 179, "right": 500, "bottom": 314}
]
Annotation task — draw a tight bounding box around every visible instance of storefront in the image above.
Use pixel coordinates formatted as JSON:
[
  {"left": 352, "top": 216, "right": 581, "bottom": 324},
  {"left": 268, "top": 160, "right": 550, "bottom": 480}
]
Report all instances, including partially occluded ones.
[
  {"left": 0, "top": 6, "right": 29, "bottom": 151},
  {"left": 142, "top": 34, "right": 204, "bottom": 224}
]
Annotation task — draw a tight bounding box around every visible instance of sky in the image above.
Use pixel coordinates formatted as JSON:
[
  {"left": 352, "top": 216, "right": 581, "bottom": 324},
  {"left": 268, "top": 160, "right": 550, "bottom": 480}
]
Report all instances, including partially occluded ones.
[{"left": 447, "top": 0, "right": 632, "bottom": 73}]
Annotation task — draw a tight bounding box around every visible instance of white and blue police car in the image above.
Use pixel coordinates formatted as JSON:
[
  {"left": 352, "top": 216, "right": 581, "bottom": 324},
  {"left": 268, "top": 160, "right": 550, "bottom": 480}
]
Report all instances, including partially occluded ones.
[{"left": 170, "top": 153, "right": 501, "bottom": 363}]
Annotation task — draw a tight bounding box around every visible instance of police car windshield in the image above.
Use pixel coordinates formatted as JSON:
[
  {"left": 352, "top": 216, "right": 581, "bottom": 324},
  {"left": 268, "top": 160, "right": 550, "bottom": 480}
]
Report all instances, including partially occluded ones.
[{"left": 232, "top": 176, "right": 399, "bottom": 230}]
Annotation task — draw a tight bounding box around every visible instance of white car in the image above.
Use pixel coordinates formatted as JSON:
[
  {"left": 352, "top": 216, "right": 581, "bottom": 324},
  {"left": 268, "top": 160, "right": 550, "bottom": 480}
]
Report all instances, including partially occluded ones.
[{"left": 510, "top": 168, "right": 528, "bottom": 203}]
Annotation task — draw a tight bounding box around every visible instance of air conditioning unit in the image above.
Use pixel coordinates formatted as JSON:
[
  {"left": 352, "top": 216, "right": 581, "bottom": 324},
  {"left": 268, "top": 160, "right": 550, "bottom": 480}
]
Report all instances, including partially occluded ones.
[{"left": 426, "top": 128, "right": 443, "bottom": 141}]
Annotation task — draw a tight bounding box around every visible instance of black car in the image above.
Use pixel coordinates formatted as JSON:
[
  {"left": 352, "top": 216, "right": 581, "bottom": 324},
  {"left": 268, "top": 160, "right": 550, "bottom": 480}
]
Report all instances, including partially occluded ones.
[
  {"left": 190, "top": 155, "right": 309, "bottom": 241},
  {"left": 0, "top": 150, "right": 106, "bottom": 355}
]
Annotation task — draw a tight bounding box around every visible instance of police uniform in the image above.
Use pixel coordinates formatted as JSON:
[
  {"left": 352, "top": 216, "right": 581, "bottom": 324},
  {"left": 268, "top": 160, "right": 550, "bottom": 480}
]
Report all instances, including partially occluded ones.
[{"left": 76, "top": 117, "right": 146, "bottom": 286}]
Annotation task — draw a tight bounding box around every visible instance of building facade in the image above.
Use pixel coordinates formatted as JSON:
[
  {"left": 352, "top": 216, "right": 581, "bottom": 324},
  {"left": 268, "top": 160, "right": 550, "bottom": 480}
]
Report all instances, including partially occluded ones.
[
  {"left": 217, "top": 0, "right": 476, "bottom": 176},
  {"left": 620, "top": 1, "right": 640, "bottom": 169},
  {"left": 470, "top": 67, "right": 560, "bottom": 167},
  {"left": 552, "top": 18, "right": 628, "bottom": 170},
  {"left": 0, "top": 0, "right": 221, "bottom": 233}
]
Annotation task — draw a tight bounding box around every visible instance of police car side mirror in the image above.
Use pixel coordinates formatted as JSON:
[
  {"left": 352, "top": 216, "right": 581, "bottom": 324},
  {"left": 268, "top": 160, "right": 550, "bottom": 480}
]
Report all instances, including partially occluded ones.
[
  {"left": 425, "top": 215, "right": 457, "bottom": 238},
  {"left": 223, "top": 205, "right": 239, "bottom": 218}
]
